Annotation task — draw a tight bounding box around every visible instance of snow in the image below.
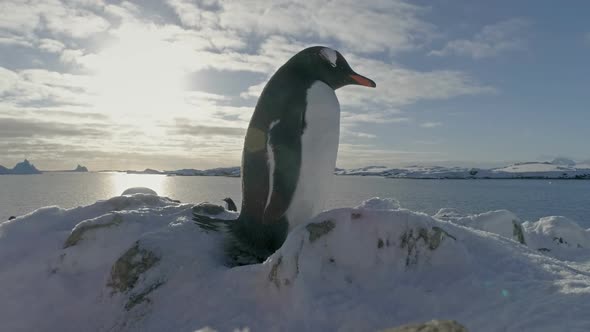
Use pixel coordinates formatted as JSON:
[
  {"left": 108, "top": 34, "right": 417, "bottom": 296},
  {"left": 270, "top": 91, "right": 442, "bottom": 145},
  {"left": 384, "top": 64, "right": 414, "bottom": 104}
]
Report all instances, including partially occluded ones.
[
  {"left": 434, "top": 209, "right": 524, "bottom": 243},
  {"left": 337, "top": 161, "right": 590, "bottom": 179},
  {"left": 121, "top": 187, "right": 158, "bottom": 196},
  {"left": 126, "top": 167, "right": 241, "bottom": 177},
  {"left": 1, "top": 191, "right": 589, "bottom": 331},
  {"left": 523, "top": 216, "right": 590, "bottom": 259}
]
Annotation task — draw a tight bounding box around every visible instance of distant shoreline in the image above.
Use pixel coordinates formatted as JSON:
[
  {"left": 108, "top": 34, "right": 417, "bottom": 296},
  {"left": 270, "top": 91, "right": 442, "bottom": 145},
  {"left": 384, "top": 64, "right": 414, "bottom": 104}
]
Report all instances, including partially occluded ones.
[
  {"left": 3, "top": 159, "right": 589, "bottom": 180},
  {"left": 2, "top": 171, "right": 588, "bottom": 180}
]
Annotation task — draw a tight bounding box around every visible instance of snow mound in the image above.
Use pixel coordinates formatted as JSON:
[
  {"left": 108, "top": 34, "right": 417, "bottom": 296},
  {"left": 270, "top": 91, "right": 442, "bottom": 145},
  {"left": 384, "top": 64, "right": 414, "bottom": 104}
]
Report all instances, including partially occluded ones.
[
  {"left": 523, "top": 216, "right": 590, "bottom": 252},
  {"left": 434, "top": 209, "right": 525, "bottom": 244},
  {"left": 356, "top": 197, "right": 401, "bottom": 210},
  {"left": 1, "top": 197, "right": 589, "bottom": 331},
  {"left": 336, "top": 162, "right": 590, "bottom": 179},
  {"left": 121, "top": 187, "right": 158, "bottom": 196}
]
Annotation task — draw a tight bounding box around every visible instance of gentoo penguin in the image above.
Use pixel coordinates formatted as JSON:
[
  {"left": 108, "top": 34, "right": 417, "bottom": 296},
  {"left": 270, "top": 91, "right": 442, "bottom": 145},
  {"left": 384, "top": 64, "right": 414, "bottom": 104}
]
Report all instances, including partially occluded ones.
[
  {"left": 196, "top": 46, "right": 375, "bottom": 264},
  {"left": 223, "top": 197, "right": 237, "bottom": 212}
]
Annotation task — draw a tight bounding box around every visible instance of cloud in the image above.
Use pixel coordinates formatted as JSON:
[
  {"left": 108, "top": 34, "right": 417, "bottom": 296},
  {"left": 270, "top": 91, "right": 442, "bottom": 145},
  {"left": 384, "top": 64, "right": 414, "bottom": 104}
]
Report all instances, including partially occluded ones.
[
  {"left": 341, "top": 128, "right": 377, "bottom": 140},
  {"left": 420, "top": 122, "right": 443, "bottom": 128},
  {"left": 0, "top": 117, "right": 109, "bottom": 138},
  {"left": 0, "top": 0, "right": 110, "bottom": 39},
  {"left": 38, "top": 39, "right": 66, "bottom": 53},
  {"left": 341, "top": 112, "right": 410, "bottom": 124},
  {"left": 337, "top": 143, "right": 442, "bottom": 168},
  {"left": 0, "top": 67, "right": 93, "bottom": 107},
  {"left": 167, "top": 0, "right": 436, "bottom": 54},
  {"left": 430, "top": 18, "right": 530, "bottom": 59},
  {"left": 240, "top": 52, "right": 494, "bottom": 112},
  {"left": 337, "top": 56, "right": 495, "bottom": 108},
  {"left": 0, "top": 34, "right": 33, "bottom": 47},
  {"left": 0, "top": 0, "right": 501, "bottom": 169},
  {"left": 165, "top": 119, "right": 246, "bottom": 138},
  {"left": 0, "top": 106, "right": 109, "bottom": 121},
  {"left": 414, "top": 140, "right": 442, "bottom": 145}
]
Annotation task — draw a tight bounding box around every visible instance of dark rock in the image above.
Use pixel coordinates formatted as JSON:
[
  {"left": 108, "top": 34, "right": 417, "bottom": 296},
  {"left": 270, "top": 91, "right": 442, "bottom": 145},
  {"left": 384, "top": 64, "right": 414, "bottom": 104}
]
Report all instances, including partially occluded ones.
[
  {"left": 512, "top": 221, "right": 526, "bottom": 245},
  {"left": 268, "top": 256, "right": 283, "bottom": 289},
  {"left": 107, "top": 242, "right": 161, "bottom": 294},
  {"left": 8, "top": 216, "right": 16, "bottom": 220},
  {"left": 73, "top": 165, "right": 88, "bottom": 172},
  {"left": 306, "top": 219, "right": 335, "bottom": 242},
  {"left": 64, "top": 215, "right": 124, "bottom": 248},
  {"left": 401, "top": 226, "right": 455, "bottom": 266},
  {"left": 11, "top": 159, "right": 42, "bottom": 174},
  {"left": 192, "top": 202, "right": 225, "bottom": 216},
  {"left": 125, "top": 280, "right": 165, "bottom": 310},
  {"left": 381, "top": 319, "right": 468, "bottom": 332}
]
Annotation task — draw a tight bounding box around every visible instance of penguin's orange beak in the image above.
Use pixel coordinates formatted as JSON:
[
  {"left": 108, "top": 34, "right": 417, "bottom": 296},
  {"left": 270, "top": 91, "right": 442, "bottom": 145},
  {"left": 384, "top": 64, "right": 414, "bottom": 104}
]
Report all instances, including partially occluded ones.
[{"left": 350, "top": 73, "right": 376, "bottom": 88}]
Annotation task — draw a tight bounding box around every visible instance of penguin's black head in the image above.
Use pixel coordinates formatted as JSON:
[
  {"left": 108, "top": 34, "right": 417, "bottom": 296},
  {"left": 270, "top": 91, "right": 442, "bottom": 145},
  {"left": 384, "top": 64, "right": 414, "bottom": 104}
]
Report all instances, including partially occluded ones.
[{"left": 291, "top": 46, "right": 376, "bottom": 90}]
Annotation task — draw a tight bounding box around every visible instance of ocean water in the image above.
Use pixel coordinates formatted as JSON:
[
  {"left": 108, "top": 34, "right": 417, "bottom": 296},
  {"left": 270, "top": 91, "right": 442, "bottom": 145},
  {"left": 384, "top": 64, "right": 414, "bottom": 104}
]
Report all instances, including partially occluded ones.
[{"left": 1, "top": 172, "right": 589, "bottom": 227}]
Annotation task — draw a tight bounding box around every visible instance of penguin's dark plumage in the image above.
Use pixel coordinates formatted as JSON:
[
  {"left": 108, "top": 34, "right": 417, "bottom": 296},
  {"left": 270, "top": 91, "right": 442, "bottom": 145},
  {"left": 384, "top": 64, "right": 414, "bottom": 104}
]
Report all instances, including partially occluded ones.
[{"left": 195, "top": 46, "right": 375, "bottom": 265}]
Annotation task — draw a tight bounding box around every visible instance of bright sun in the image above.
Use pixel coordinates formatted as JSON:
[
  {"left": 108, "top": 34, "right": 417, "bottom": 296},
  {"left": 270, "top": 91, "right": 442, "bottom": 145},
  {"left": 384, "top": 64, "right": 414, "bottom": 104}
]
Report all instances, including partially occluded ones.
[{"left": 88, "top": 25, "right": 189, "bottom": 123}]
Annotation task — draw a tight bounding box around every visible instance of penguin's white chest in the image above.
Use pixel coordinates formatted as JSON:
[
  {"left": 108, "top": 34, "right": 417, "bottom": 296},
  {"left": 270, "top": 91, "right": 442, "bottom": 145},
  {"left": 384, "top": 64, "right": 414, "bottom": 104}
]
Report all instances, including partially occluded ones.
[{"left": 285, "top": 81, "right": 340, "bottom": 229}]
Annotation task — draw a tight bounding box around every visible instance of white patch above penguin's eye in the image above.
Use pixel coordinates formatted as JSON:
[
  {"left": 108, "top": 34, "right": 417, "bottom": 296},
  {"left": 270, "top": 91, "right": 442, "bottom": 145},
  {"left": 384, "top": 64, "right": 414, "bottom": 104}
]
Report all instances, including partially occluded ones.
[{"left": 319, "top": 48, "right": 337, "bottom": 67}]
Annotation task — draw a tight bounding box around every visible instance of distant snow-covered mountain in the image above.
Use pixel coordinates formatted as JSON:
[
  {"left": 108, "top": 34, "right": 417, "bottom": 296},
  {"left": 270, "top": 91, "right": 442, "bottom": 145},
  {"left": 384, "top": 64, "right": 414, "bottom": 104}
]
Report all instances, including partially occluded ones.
[
  {"left": 123, "top": 160, "right": 590, "bottom": 179},
  {"left": 337, "top": 161, "right": 590, "bottom": 179},
  {"left": 47, "top": 164, "right": 90, "bottom": 173},
  {"left": 127, "top": 166, "right": 241, "bottom": 177},
  {"left": 8, "top": 159, "right": 584, "bottom": 179}
]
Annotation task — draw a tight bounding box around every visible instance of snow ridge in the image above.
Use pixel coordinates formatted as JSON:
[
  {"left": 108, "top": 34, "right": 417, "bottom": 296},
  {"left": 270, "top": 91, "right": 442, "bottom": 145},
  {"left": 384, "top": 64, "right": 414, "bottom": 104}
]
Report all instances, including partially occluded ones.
[{"left": 0, "top": 193, "right": 589, "bottom": 331}]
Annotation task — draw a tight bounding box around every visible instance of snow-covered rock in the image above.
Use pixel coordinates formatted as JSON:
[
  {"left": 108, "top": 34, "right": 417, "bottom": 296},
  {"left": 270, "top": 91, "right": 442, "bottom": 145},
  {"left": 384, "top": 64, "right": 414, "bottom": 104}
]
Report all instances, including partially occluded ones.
[
  {"left": 434, "top": 209, "right": 526, "bottom": 244},
  {"left": 356, "top": 197, "right": 401, "bottom": 210},
  {"left": 336, "top": 161, "right": 590, "bottom": 179},
  {"left": 383, "top": 320, "right": 467, "bottom": 332},
  {"left": 523, "top": 216, "right": 590, "bottom": 253},
  {"left": 551, "top": 157, "right": 576, "bottom": 166},
  {"left": 121, "top": 187, "right": 158, "bottom": 196},
  {"left": 127, "top": 168, "right": 163, "bottom": 175},
  {"left": 0, "top": 196, "right": 589, "bottom": 331},
  {"left": 128, "top": 167, "right": 242, "bottom": 177}
]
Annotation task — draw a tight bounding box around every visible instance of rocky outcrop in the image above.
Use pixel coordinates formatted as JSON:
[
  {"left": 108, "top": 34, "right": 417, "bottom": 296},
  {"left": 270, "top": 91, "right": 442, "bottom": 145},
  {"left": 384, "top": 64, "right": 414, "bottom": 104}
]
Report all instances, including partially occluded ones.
[
  {"left": 73, "top": 165, "right": 88, "bottom": 172},
  {"left": 382, "top": 320, "right": 467, "bottom": 332},
  {"left": 63, "top": 214, "right": 124, "bottom": 248},
  {"left": 107, "top": 242, "right": 163, "bottom": 310},
  {"left": 0, "top": 159, "right": 42, "bottom": 175}
]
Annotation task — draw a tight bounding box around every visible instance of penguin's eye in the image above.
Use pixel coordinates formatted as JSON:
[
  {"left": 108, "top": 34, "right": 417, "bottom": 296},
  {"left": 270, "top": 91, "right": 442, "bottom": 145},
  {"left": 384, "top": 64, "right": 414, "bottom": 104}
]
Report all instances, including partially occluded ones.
[{"left": 329, "top": 62, "right": 337, "bottom": 68}]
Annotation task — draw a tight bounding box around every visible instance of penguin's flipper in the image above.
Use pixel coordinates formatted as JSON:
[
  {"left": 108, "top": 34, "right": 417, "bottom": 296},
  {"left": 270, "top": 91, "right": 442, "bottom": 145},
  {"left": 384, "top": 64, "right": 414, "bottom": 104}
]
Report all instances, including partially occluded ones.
[{"left": 262, "top": 134, "right": 301, "bottom": 224}]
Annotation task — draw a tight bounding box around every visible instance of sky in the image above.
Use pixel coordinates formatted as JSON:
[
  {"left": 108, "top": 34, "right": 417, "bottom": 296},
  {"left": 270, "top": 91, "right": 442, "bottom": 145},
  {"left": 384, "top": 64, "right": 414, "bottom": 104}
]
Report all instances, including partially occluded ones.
[{"left": 1, "top": 0, "right": 589, "bottom": 171}]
